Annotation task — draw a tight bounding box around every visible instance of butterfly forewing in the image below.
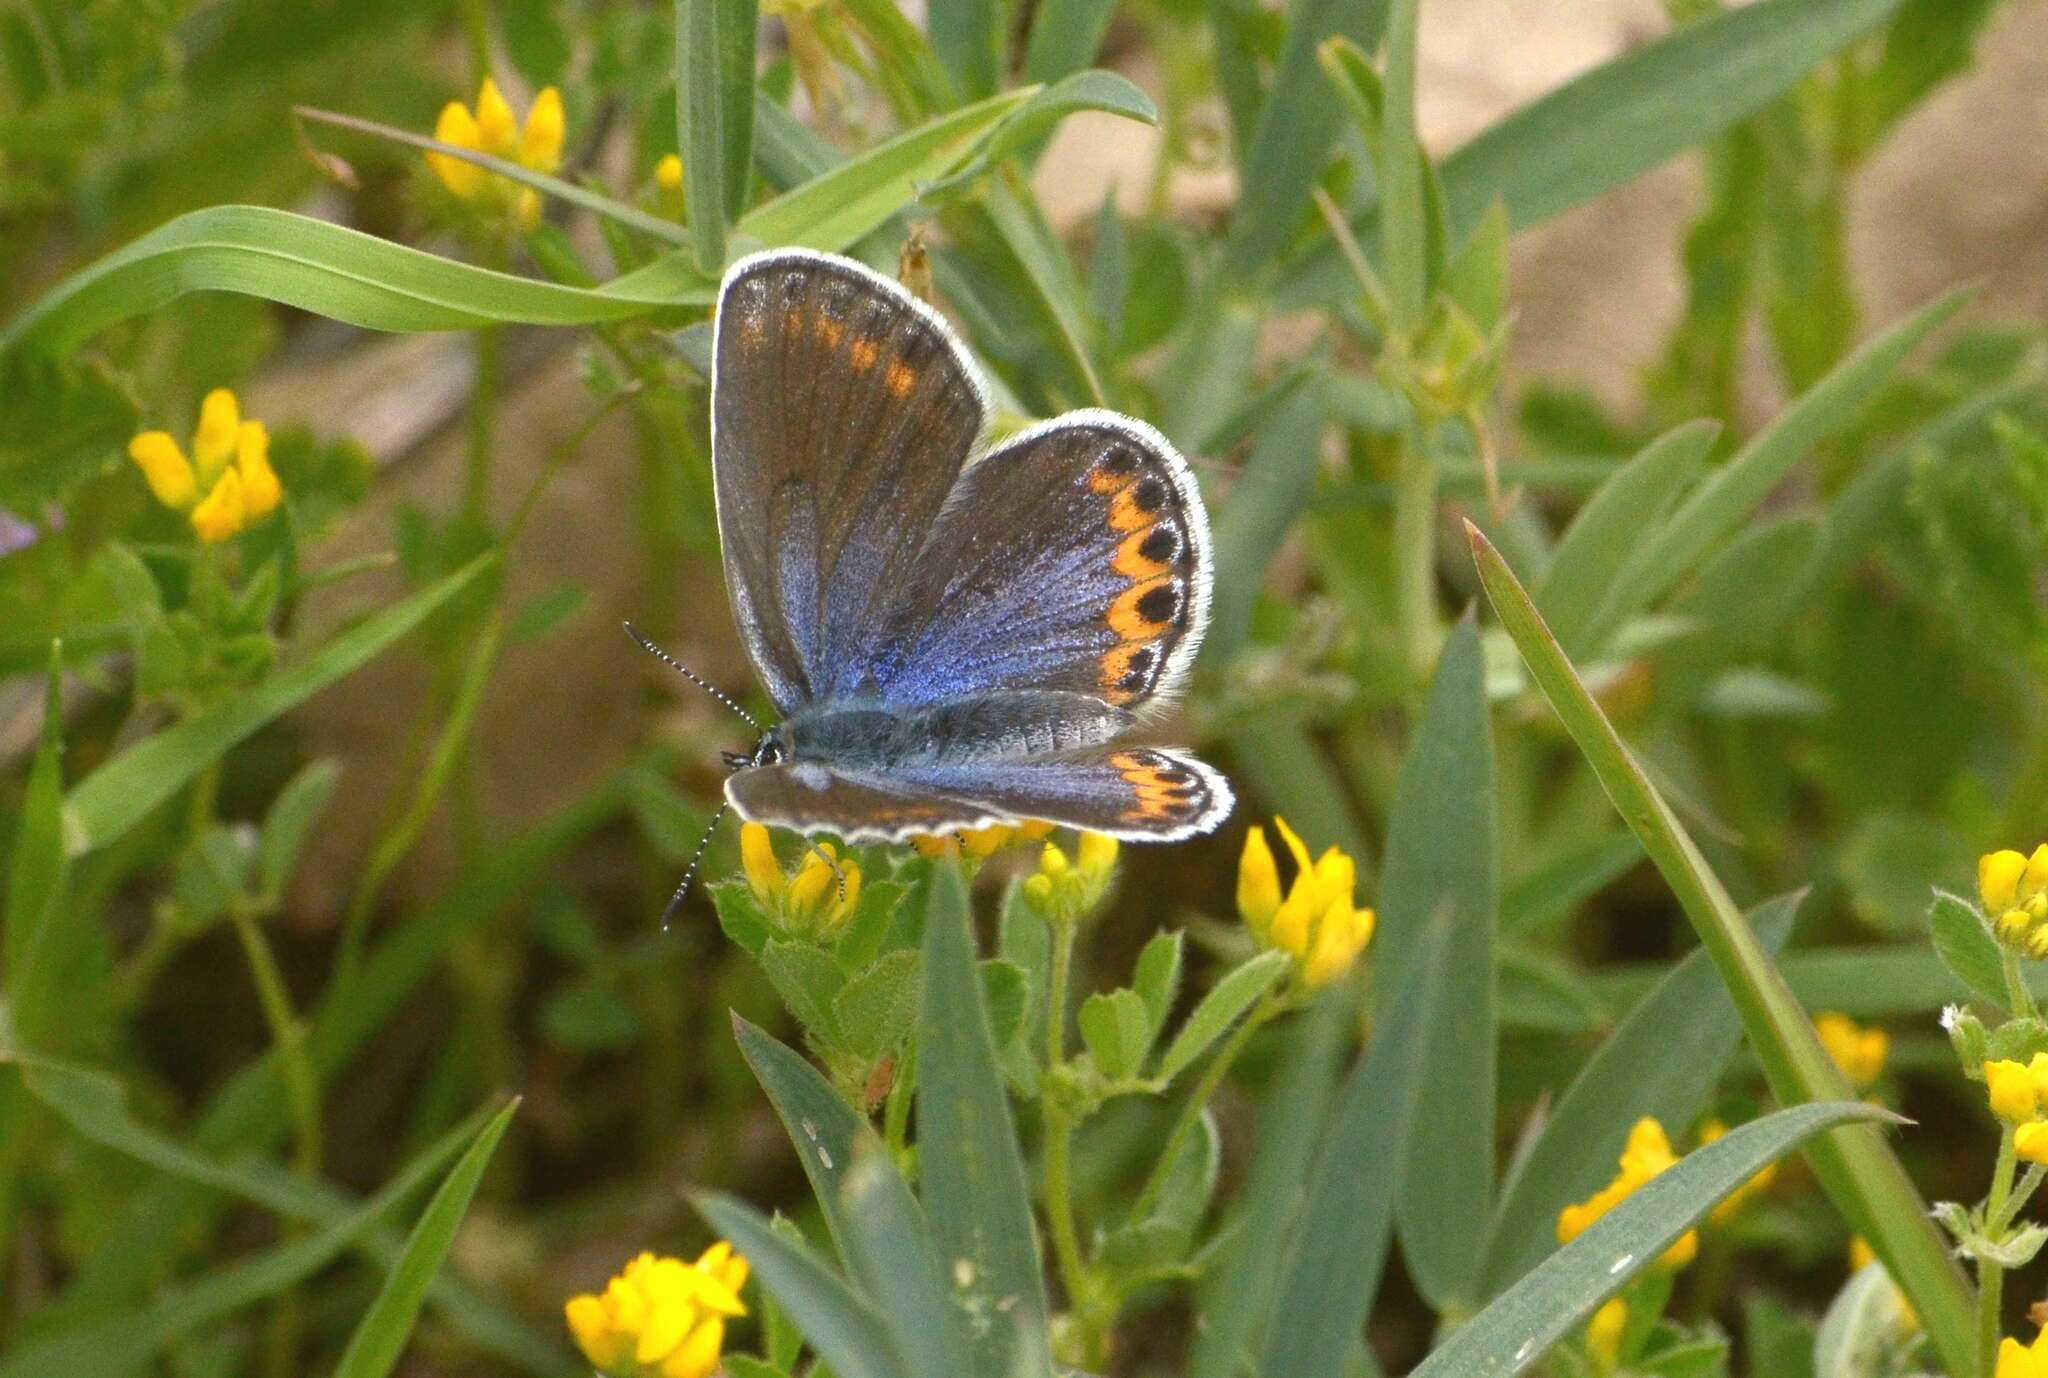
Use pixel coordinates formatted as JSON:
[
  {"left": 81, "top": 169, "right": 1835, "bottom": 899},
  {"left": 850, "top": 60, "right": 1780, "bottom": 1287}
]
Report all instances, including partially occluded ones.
[{"left": 713, "top": 251, "right": 986, "bottom": 711}]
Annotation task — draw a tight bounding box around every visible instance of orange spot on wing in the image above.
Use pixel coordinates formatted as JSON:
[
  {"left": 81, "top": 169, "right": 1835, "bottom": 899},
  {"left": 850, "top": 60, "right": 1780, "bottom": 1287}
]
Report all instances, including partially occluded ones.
[
  {"left": 1113, "top": 527, "right": 1169, "bottom": 579},
  {"left": 886, "top": 361, "right": 917, "bottom": 397},
  {"left": 1099, "top": 644, "right": 1143, "bottom": 704},
  {"left": 1088, "top": 466, "right": 1126, "bottom": 496},
  {"left": 1107, "top": 576, "right": 1173, "bottom": 640},
  {"left": 1108, "top": 486, "right": 1151, "bottom": 533},
  {"left": 1109, "top": 751, "right": 1202, "bottom": 822},
  {"left": 850, "top": 338, "right": 880, "bottom": 371},
  {"left": 782, "top": 308, "right": 806, "bottom": 339},
  {"left": 814, "top": 316, "right": 845, "bottom": 348}
]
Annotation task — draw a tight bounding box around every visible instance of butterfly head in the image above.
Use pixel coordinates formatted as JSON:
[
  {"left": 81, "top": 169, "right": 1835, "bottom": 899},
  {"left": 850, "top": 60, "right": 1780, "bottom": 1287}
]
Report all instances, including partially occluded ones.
[{"left": 725, "top": 727, "right": 791, "bottom": 774}]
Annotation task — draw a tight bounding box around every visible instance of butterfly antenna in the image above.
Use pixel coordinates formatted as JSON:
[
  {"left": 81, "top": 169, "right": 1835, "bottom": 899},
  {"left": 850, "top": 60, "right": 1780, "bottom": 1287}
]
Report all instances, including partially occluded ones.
[
  {"left": 623, "top": 622, "right": 762, "bottom": 731},
  {"left": 661, "top": 799, "right": 731, "bottom": 930}
]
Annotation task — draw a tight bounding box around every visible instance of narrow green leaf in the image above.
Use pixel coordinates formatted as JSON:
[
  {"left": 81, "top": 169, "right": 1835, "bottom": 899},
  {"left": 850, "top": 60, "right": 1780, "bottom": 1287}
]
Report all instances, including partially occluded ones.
[
  {"left": 0, "top": 209, "right": 691, "bottom": 360},
  {"left": 733, "top": 1018, "right": 964, "bottom": 1378},
  {"left": 928, "top": 0, "right": 1003, "bottom": 101},
  {"left": 1262, "top": 916, "right": 1450, "bottom": 1376},
  {"left": 332, "top": 1100, "right": 519, "bottom": 1378},
  {"left": 1467, "top": 524, "right": 1977, "bottom": 1376},
  {"left": 1814, "top": 1263, "right": 1903, "bottom": 1378},
  {"left": 1410, "top": 1103, "right": 1893, "bottom": 1378},
  {"left": 1207, "top": 380, "right": 1327, "bottom": 660},
  {"left": 1022, "top": 0, "right": 1118, "bottom": 83},
  {"left": 1928, "top": 890, "right": 2006, "bottom": 1011},
  {"left": 1153, "top": 950, "right": 1291, "bottom": 1086},
  {"left": 1226, "top": 0, "right": 1389, "bottom": 275},
  {"left": 1379, "top": 619, "right": 1496, "bottom": 1309},
  {"left": 3, "top": 644, "right": 69, "bottom": 1047},
  {"left": 971, "top": 175, "right": 1108, "bottom": 406},
  {"left": 677, "top": 0, "right": 759, "bottom": 271},
  {"left": 915, "top": 862, "right": 1049, "bottom": 1377},
  {"left": 1376, "top": 0, "right": 1426, "bottom": 330},
  {"left": 1496, "top": 947, "right": 1604, "bottom": 1035},
  {"left": 921, "top": 72, "right": 1157, "bottom": 200},
  {"left": 257, "top": 758, "right": 343, "bottom": 900},
  {"left": 1079, "top": 989, "right": 1151, "bottom": 1081},
  {"left": 696, "top": 1194, "right": 907, "bottom": 1378},
  {"left": 1534, "top": 420, "right": 1716, "bottom": 658},
  {"left": 63, "top": 555, "right": 495, "bottom": 858},
  {"left": 1131, "top": 931, "right": 1183, "bottom": 1041},
  {"left": 1501, "top": 831, "right": 1644, "bottom": 936},
  {"left": 754, "top": 89, "right": 842, "bottom": 188},
  {"left": 1617, "top": 288, "right": 1969, "bottom": 619},
  {"left": 1481, "top": 898, "right": 1798, "bottom": 1294}
]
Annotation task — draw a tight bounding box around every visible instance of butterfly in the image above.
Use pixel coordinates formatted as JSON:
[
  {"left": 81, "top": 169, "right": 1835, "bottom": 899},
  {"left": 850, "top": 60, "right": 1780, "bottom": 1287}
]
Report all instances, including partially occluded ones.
[{"left": 652, "top": 247, "right": 1234, "bottom": 888}]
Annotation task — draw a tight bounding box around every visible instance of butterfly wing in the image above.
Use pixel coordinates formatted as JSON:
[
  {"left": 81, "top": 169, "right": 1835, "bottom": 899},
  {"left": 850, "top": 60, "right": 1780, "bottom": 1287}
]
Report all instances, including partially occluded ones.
[
  {"left": 713, "top": 249, "right": 987, "bottom": 711},
  {"left": 727, "top": 747, "right": 1233, "bottom": 843},
  {"left": 866, "top": 411, "right": 1213, "bottom": 711}
]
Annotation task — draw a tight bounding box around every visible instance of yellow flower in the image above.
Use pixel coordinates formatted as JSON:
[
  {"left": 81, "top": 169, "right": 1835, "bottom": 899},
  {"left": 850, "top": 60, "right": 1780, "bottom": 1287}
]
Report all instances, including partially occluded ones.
[
  {"left": 565, "top": 1244, "right": 749, "bottom": 1378},
  {"left": 1814, "top": 1012, "right": 1888, "bottom": 1090},
  {"left": 427, "top": 76, "right": 565, "bottom": 224},
  {"left": 909, "top": 820, "right": 1054, "bottom": 860},
  {"left": 737, "top": 821, "right": 860, "bottom": 936},
  {"left": 1557, "top": 1118, "right": 1697, "bottom": 1270},
  {"left": 1699, "top": 1119, "right": 1779, "bottom": 1225},
  {"left": 2000, "top": 1326, "right": 2048, "bottom": 1378},
  {"left": 2018, "top": 1122, "right": 2048, "bottom": 1165},
  {"left": 1984, "top": 845, "right": 2048, "bottom": 956},
  {"left": 1236, "top": 817, "right": 1374, "bottom": 989},
  {"left": 654, "top": 153, "right": 684, "bottom": 193},
  {"left": 1985, "top": 1058, "right": 2048, "bottom": 1123},
  {"left": 1021, "top": 831, "right": 1120, "bottom": 924},
  {"left": 1586, "top": 1297, "right": 1627, "bottom": 1371},
  {"left": 129, "top": 388, "right": 282, "bottom": 543}
]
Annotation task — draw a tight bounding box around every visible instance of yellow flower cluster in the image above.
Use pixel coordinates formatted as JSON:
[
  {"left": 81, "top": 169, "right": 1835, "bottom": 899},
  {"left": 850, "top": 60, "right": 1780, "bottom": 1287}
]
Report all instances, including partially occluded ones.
[
  {"left": 427, "top": 77, "right": 564, "bottom": 227},
  {"left": 1585, "top": 1297, "right": 1628, "bottom": 1371},
  {"left": 565, "top": 1245, "right": 748, "bottom": 1378},
  {"left": 909, "top": 820, "right": 1055, "bottom": 860},
  {"left": 1985, "top": 845, "right": 2048, "bottom": 958},
  {"left": 1237, "top": 818, "right": 1375, "bottom": 989},
  {"left": 1815, "top": 1011, "right": 1889, "bottom": 1090},
  {"left": 1557, "top": 1118, "right": 1698, "bottom": 1270},
  {"left": 2002, "top": 1326, "right": 2048, "bottom": 1378},
  {"left": 1022, "top": 831, "right": 1119, "bottom": 924},
  {"left": 1982, "top": 1056, "right": 2048, "bottom": 1162},
  {"left": 128, "top": 389, "right": 283, "bottom": 543},
  {"left": 741, "top": 821, "right": 861, "bottom": 937},
  {"left": 1698, "top": 1119, "right": 1778, "bottom": 1225},
  {"left": 655, "top": 154, "right": 684, "bottom": 194}
]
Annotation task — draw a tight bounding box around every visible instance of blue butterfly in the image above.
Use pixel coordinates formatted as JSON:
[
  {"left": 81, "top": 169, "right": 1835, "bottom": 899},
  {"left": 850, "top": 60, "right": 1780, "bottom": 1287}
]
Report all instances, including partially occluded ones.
[{"left": 656, "top": 248, "right": 1233, "bottom": 879}]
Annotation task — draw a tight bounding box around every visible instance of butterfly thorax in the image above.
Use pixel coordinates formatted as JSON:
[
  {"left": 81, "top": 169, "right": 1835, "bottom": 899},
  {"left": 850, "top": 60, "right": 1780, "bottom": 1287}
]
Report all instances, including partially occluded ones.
[{"left": 780, "top": 690, "right": 1133, "bottom": 769}]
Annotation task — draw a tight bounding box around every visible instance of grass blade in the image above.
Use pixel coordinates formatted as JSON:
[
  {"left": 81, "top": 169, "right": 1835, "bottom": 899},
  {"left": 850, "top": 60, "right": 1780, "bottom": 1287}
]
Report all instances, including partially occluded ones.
[
  {"left": 1376, "top": 0, "right": 1426, "bottom": 331},
  {"left": 917, "top": 861, "right": 1049, "bottom": 1377},
  {"left": 1533, "top": 419, "right": 1717, "bottom": 658},
  {"left": 1614, "top": 287, "right": 1969, "bottom": 624},
  {"left": 1261, "top": 915, "right": 1450, "bottom": 1376},
  {"left": 63, "top": 554, "right": 496, "bottom": 858},
  {"left": 696, "top": 1193, "right": 907, "bottom": 1378},
  {"left": 1206, "top": 378, "right": 1327, "bottom": 661},
  {"left": 928, "top": 0, "right": 1003, "bottom": 102},
  {"left": 1466, "top": 523, "right": 1977, "bottom": 1376},
  {"left": 1022, "top": 0, "right": 1118, "bottom": 83},
  {"left": 1410, "top": 1102, "right": 1895, "bottom": 1378},
  {"left": 1480, "top": 897, "right": 1797, "bottom": 1294},
  {"left": 677, "top": 0, "right": 759, "bottom": 272},
  {"left": 3, "top": 645, "right": 69, "bottom": 1048},
  {"left": 1379, "top": 619, "right": 1496, "bottom": 1310},
  {"left": 332, "top": 1099, "right": 520, "bottom": 1378}
]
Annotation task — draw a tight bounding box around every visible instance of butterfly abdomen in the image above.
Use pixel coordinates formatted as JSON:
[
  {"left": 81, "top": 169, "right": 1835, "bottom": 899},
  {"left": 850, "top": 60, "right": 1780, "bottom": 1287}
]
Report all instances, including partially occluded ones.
[{"left": 787, "top": 691, "right": 1133, "bottom": 769}]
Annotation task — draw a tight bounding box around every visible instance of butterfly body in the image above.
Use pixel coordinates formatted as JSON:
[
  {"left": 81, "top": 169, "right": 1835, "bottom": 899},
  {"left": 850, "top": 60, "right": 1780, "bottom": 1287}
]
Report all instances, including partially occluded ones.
[{"left": 707, "top": 248, "right": 1234, "bottom": 845}]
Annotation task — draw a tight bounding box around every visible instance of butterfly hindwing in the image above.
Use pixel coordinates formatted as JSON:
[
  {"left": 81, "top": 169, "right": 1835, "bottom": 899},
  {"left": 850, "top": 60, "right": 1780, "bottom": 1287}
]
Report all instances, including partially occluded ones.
[
  {"left": 726, "top": 747, "right": 1233, "bottom": 843},
  {"left": 866, "top": 412, "right": 1213, "bottom": 710},
  {"left": 713, "top": 250, "right": 986, "bottom": 711}
]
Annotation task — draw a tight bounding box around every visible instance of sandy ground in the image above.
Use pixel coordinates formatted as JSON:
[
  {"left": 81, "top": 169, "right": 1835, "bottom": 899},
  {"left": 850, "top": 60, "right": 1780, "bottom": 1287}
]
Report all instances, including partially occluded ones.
[{"left": 255, "top": 0, "right": 2048, "bottom": 925}]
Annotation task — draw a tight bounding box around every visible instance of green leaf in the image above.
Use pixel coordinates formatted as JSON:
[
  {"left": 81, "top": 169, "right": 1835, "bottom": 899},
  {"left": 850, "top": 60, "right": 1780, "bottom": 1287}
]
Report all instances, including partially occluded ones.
[
  {"left": 3, "top": 645, "right": 70, "bottom": 1048},
  {"left": 1262, "top": 916, "right": 1449, "bottom": 1376},
  {"left": 1497, "top": 946, "right": 1605, "bottom": 1035},
  {"left": 928, "top": 0, "right": 1002, "bottom": 101},
  {"left": 1535, "top": 420, "right": 1716, "bottom": 658},
  {"left": 1379, "top": 619, "right": 1496, "bottom": 1309},
  {"left": 1482, "top": 897, "right": 1798, "bottom": 1294},
  {"left": 1502, "top": 831, "right": 1643, "bottom": 936},
  {"left": 677, "top": 0, "right": 759, "bottom": 271},
  {"left": 761, "top": 940, "right": 847, "bottom": 1041},
  {"left": 915, "top": 862, "right": 1048, "bottom": 1377},
  {"left": 0, "top": 209, "right": 690, "bottom": 361},
  {"left": 1206, "top": 378, "right": 1327, "bottom": 660},
  {"left": 1814, "top": 1263, "right": 1906, "bottom": 1378},
  {"left": 256, "top": 758, "right": 342, "bottom": 901},
  {"left": 711, "top": 880, "right": 774, "bottom": 957},
  {"left": 696, "top": 1193, "right": 907, "bottom": 1378},
  {"left": 1225, "top": 0, "right": 1389, "bottom": 275},
  {"left": 923, "top": 72, "right": 1157, "bottom": 200},
  {"left": 1617, "top": 288, "right": 1969, "bottom": 621},
  {"left": 1281, "top": 0, "right": 1912, "bottom": 305},
  {"left": 732, "top": 1018, "right": 964, "bottom": 1378},
  {"left": 1079, "top": 988, "right": 1152, "bottom": 1082},
  {"left": 1022, "top": 0, "right": 1118, "bottom": 84},
  {"left": 63, "top": 555, "right": 494, "bottom": 858},
  {"left": 1131, "top": 931, "right": 1183, "bottom": 1040},
  {"left": 1467, "top": 524, "right": 1977, "bottom": 1376},
  {"left": 969, "top": 177, "right": 1108, "bottom": 406},
  {"left": 332, "top": 1100, "right": 519, "bottom": 1378},
  {"left": 1153, "top": 950, "right": 1291, "bottom": 1086},
  {"left": 1375, "top": 0, "right": 1426, "bottom": 331},
  {"left": 1928, "top": 890, "right": 2006, "bottom": 1011},
  {"left": 1413, "top": 1102, "right": 1892, "bottom": 1378},
  {"left": 834, "top": 949, "right": 923, "bottom": 1062}
]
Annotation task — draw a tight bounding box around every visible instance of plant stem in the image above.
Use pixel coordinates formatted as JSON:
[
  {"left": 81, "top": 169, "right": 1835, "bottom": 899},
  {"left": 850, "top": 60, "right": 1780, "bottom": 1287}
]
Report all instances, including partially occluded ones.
[
  {"left": 1995, "top": 1163, "right": 2048, "bottom": 1234},
  {"left": 1039, "top": 916, "right": 1102, "bottom": 1360},
  {"left": 1983, "top": 1129, "right": 2018, "bottom": 1377},
  {"left": 1129, "top": 991, "right": 1280, "bottom": 1222},
  {"left": 228, "top": 906, "right": 323, "bottom": 1176},
  {"left": 2004, "top": 949, "right": 2039, "bottom": 1020},
  {"left": 1392, "top": 417, "right": 1441, "bottom": 692}
]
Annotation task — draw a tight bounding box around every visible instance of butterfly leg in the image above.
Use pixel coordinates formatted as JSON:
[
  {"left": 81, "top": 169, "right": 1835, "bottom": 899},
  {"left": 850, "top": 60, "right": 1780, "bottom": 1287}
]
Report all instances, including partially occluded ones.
[{"left": 806, "top": 837, "right": 848, "bottom": 903}]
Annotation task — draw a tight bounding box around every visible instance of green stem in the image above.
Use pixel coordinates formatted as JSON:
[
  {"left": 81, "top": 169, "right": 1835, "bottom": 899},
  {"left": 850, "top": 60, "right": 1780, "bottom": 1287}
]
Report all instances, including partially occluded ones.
[
  {"left": 884, "top": 1040, "right": 918, "bottom": 1171},
  {"left": 227, "top": 905, "right": 323, "bottom": 1177},
  {"left": 1040, "top": 918, "right": 1092, "bottom": 1315},
  {"left": 1392, "top": 417, "right": 1441, "bottom": 693},
  {"left": 1994, "top": 1162, "right": 2047, "bottom": 1235},
  {"left": 1129, "top": 992, "right": 1281, "bottom": 1222},
  {"left": 1982, "top": 1129, "right": 2018, "bottom": 1377},
  {"left": 2004, "top": 949, "right": 2040, "bottom": 1020}
]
